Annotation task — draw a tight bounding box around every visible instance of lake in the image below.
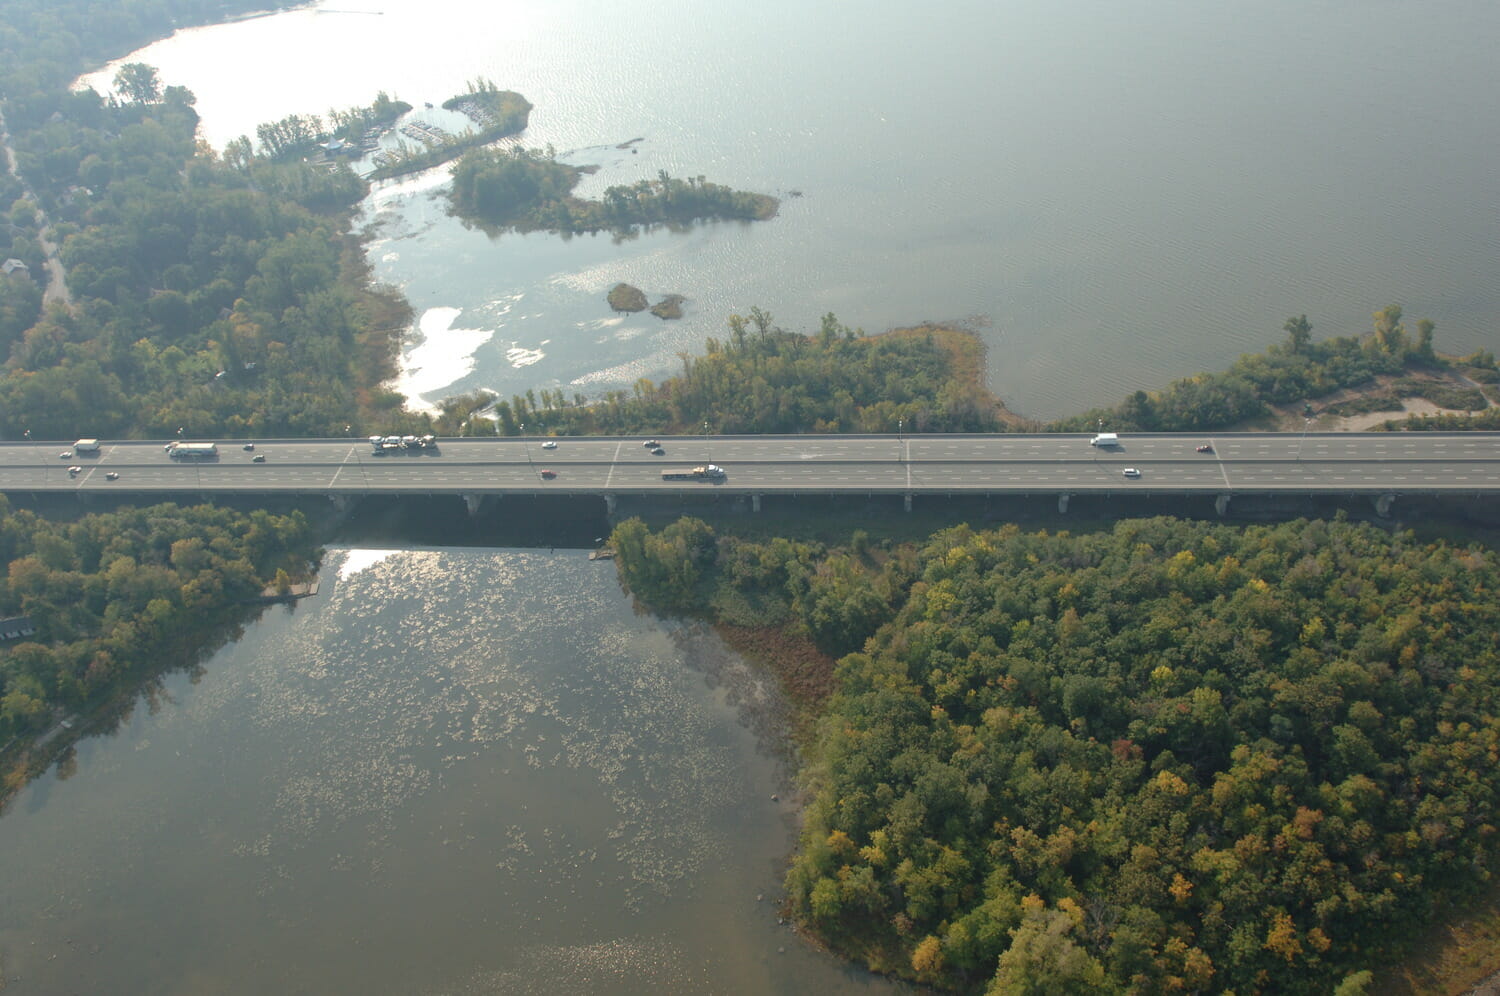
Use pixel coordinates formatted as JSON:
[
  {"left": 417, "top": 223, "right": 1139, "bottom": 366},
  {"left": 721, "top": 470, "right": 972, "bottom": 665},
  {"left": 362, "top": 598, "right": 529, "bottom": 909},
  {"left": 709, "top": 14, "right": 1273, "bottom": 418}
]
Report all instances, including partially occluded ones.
[
  {"left": 78, "top": 0, "right": 1500, "bottom": 421},
  {"left": 0, "top": 548, "right": 902, "bottom": 993}
]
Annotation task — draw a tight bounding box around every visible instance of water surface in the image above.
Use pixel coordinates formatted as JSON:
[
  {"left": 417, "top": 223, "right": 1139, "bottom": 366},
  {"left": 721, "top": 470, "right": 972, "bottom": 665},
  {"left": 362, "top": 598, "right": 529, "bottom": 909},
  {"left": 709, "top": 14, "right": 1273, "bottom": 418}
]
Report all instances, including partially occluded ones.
[
  {"left": 0, "top": 549, "right": 897, "bottom": 994},
  {"left": 78, "top": 0, "right": 1500, "bottom": 419}
]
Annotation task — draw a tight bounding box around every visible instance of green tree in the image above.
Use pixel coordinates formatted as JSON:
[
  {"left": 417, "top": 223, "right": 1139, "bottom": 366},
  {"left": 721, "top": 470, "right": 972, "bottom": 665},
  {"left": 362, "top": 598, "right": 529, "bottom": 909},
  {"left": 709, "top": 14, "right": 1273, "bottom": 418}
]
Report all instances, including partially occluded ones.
[
  {"left": 113, "top": 63, "right": 161, "bottom": 104},
  {"left": 1284, "top": 314, "right": 1312, "bottom": 354}
]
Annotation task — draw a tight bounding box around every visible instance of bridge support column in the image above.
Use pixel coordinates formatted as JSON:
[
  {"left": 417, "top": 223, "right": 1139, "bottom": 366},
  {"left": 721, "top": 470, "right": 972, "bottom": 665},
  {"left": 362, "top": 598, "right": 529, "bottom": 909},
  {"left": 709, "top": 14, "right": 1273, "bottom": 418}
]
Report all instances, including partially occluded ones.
[
  {"left": 751, "top": 493, "right": 761, "bottom": 513},
  {"left": 1373, "top": 493, "right": 1396, "bottom": 518},
  {"left": 329, "top": 494, "right": 350, "bottom": 515},
  {"left": 1057, "top": 493, "right": 1071, "bottom": 514},
  {"left": 904, "top": 493, "right": 913, "bottom": 512},
  {"left": 1215, "top": 493, "right": 1231, "bottom": 517},
  {"left": 604, "top": 494, "right": 618, "bottom": 518},
  {"left": 462, "top": 493, "right": 484, "bottom": 518}
]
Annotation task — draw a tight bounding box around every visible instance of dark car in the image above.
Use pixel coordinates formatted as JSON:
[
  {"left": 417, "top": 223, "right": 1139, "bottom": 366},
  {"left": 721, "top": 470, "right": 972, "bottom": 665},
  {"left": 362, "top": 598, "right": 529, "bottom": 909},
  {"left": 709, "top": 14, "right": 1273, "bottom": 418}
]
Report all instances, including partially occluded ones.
[
  {"left": 650, "top": 446, "right": 665, "bottom": 456},
  {"left": 252, "top": 454, "right": 266, "bottom": 463},
  {"left": 243, "top": 442, "right": 255, "bottom": 451},
  {"left": 539, "top": 468, "right": 556, "bottom": 479},
  {"left": 1196, "top": 444, "right": 1213, "bottom": 453},
  {"left": 643, "top": 439, "right": 659, "bottom": 448}
]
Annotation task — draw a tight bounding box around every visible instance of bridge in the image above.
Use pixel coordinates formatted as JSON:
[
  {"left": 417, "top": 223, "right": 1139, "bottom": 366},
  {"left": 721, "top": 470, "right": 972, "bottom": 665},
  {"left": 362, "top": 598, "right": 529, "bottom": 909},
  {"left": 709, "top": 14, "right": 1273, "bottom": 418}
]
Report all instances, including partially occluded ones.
[{"left": 4, "top": 432, "right": 1498, "bottom": 517}]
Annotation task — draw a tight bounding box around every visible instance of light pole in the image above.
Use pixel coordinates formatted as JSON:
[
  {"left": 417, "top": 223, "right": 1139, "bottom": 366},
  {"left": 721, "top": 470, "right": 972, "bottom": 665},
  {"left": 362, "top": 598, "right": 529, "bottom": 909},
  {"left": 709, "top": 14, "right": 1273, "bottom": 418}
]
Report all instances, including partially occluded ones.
[
  {"left": 897, "top": 417, "right": 904, "bottom": 461},
  {"left": 704, "top": 420, "right": 711, "bottom": 464},
  {"left": 1297, "top": 417, "right": 1311, "bottom": 461},
  {"left": 521, "top": 423, "right": 531, "bottom": 466},
  {"left": 26, "top": 428, "right": 44, "bottom": 484}
]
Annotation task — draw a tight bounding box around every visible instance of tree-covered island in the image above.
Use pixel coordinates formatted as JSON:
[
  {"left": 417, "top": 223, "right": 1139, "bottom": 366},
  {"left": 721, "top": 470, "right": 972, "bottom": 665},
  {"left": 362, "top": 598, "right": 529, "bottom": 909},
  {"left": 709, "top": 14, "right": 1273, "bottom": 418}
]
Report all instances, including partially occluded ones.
[{"left": 448, "top": 146, "right": 779, "bottom": 235}]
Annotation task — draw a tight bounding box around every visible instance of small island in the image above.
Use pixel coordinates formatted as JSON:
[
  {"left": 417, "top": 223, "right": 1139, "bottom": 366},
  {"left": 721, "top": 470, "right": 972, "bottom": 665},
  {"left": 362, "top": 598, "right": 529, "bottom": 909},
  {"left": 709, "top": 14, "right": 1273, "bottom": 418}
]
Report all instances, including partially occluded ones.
[
  {"left": 607, "top": 283, "right": 648, "bottom": 312},
  {"left": 449, "top": 146, "right": 779, "bottom": 236},
  {"left": 607, "top": 284, "right": 685, "bottom": 319},
  {"left": 649, "top": 293, "right": 685, "bottom": 320}
]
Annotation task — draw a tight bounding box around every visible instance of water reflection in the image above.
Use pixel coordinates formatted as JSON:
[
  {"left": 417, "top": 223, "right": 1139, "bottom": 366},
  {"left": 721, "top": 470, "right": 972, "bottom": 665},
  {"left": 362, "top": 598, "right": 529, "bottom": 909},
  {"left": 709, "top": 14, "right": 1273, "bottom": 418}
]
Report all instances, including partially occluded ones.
[{"left": 0, "top": 548, "right": 905, "bottom": 993}]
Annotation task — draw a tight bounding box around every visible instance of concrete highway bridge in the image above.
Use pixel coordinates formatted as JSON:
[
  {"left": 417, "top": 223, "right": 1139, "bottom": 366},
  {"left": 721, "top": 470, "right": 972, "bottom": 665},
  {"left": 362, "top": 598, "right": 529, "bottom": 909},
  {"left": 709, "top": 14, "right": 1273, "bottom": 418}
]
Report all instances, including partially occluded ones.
[{"left": 4, "top": 432, "right": 1499, "bottom": 518}]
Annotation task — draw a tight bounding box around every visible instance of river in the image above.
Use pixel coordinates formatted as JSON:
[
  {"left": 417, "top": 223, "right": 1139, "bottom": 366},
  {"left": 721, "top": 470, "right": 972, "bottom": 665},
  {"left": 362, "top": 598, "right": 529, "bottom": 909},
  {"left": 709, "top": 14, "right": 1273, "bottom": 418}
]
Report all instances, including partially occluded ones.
[
  {"left": 77, "top": 0, "right": 1500, "bottom": 421},
  {"left": 0, "top": 548, "right": 902, "bottom": 993}
]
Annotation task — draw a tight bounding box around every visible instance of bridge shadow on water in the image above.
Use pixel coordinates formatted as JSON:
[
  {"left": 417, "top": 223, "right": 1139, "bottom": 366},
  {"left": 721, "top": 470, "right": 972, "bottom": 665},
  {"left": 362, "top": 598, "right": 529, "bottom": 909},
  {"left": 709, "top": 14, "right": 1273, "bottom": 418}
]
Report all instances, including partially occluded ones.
[{"left": 333, "top": 494, "right": 612, "bottom": 549}]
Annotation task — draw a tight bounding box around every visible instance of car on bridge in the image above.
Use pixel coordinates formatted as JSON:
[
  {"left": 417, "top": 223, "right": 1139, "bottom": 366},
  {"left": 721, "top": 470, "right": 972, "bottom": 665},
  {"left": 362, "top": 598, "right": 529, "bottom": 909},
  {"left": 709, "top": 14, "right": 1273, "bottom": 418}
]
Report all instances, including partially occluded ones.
[
  {"left": 1122, "top": 467, "right": 1142, "bottom": 478},
  {"left": 1196, "top": 444, "right": 1213, "bottom": 453},
  {"left": 105, "top": 471, "right": 119, "bottom": 480},
  {"left": 539, "top": 469, "right": 556, "bottom": 479},
  {"left": 252, "top": 454, "right": 266, "bottom": 463},
  {"left": 541, "top": 440, "right": 557, "bottom": 450}
]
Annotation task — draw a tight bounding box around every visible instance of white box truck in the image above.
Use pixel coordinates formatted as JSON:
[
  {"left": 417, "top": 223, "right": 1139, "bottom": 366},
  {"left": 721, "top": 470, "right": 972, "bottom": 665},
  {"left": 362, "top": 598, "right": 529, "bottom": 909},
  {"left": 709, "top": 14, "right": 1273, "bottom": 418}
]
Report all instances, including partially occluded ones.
[
  {"left": 1090, "top": 433, "right": 1119, "bottom": 447},
  {"left": 73, "top": 438, "right": 100, "bottom": 454}
]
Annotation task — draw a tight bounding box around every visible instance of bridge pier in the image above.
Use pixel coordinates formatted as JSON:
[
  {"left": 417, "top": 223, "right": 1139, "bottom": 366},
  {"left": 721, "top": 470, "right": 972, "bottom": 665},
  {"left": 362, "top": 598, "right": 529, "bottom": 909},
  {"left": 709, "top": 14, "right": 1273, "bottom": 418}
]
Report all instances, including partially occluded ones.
[
  {"left": 604, "top": 494, "right": 618, "bottom": 518},
  {"left": 462, "top": 493, "right": 485, "bottom": 517},
  {"left": 1057, "top": 493, "right": 1070, "bottom": 514},
  {"left": 1373, "top": 493, "right": 1396, "bottom": 518},
  {"left": 904, "top": 493, "right": 912, "bottom": 512},
  {"left": 1216, "top": 493, "right": 1231, "bottom": 517},
  {"left": 751, "top": 493, "right": 761, "bottom": 513}
]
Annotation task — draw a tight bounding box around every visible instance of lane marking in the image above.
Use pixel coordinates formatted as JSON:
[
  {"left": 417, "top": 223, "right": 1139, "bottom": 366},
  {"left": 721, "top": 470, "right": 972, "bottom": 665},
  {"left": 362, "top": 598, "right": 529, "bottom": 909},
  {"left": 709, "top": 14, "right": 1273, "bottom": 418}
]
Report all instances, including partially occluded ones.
[{"left": 605, "top": 439, "right": 624, "bottom": 489}]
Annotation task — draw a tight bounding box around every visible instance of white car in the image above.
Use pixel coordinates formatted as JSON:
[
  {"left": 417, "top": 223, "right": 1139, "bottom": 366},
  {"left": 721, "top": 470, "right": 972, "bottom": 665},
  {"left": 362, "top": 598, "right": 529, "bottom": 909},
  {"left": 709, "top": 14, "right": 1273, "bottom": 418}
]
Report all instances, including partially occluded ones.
[
  {"left": 59, "top": 450, "right": 72, "bottom": 459},
  {"left": 541, "top": 440, "right": 557, "bottom": 449},
  {"left": 1122, "top": 467, "right": 1142, "bottom": 478}
]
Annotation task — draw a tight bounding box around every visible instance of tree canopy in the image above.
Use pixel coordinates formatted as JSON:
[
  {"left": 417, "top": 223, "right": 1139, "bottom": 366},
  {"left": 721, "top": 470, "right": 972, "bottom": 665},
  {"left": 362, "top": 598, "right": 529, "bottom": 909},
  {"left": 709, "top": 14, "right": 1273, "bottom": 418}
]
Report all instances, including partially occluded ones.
[
  {"left": 448, "top": 147, "right": 778, "bottom": 235},
  {"left": 0, "top": 497, "right": 318, "bottom": 752},
  {"left": 432, "top": 310, "right": 1013, "bottom": 438},
  {"left": 612, "top": 513, "right": 1500, "bottom": 993}
]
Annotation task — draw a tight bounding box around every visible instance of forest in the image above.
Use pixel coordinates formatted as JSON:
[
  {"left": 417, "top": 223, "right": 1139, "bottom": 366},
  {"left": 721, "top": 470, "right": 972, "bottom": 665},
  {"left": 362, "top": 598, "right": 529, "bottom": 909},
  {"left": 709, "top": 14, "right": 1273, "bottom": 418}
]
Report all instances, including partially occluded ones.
[
  {"left": 0, "top": 498, "right": 318, "bottom": 788},
  {"left": 448, "top": 144, "right": 778, "bottom": 234},
  {"left": 611, "top": 513, "right": 1500, "bottom": 994}
]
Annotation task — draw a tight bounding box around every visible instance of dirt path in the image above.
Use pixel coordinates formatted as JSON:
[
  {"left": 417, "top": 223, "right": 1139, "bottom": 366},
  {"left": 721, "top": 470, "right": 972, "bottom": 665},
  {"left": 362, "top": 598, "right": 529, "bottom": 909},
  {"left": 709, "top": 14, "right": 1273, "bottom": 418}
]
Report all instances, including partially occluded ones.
[
  {"left": 0, "top": 105, "right": 72, "bottom": 311},
  {"left": 1325, "top": 400, "right": 1462, "bottom": 431}
]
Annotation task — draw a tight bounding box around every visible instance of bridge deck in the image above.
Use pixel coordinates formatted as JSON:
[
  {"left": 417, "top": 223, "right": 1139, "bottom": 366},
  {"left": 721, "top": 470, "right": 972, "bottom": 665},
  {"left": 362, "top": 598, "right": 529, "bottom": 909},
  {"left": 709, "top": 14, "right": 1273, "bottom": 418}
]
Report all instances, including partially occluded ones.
[{"left": 3, "top": 432, "right": 1498, "bottom": 497}]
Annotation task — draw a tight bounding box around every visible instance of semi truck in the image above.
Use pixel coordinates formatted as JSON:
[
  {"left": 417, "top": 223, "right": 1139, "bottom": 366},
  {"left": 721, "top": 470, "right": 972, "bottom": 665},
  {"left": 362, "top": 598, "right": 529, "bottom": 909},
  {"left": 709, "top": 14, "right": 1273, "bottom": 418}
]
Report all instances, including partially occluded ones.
[
  {"left": 165, "top": 441, "right": 218, "bottom": 459},
  {"left": 661, "top": 464, "right": 726, "bottom": 482},
  {"left": 369, "top": 434, "right": 437, "bottom": 453}
]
